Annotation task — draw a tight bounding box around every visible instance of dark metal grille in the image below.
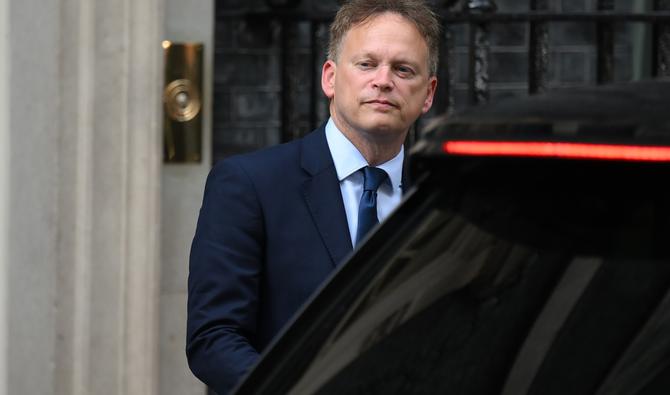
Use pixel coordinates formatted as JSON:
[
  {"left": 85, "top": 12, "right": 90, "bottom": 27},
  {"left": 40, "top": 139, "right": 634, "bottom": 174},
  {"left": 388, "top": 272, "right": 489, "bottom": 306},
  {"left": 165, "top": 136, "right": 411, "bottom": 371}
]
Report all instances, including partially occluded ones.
[{"left": 213, "top": 0, "right": 670, "bottom": 163}]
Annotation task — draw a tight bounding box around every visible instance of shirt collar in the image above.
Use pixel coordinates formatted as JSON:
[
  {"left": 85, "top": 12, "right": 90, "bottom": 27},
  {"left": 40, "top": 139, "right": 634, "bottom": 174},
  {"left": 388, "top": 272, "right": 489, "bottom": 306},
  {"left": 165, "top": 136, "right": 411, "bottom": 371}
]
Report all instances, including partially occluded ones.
[{"left": 325, "top": 118, "right": 404, "bottom": 190}]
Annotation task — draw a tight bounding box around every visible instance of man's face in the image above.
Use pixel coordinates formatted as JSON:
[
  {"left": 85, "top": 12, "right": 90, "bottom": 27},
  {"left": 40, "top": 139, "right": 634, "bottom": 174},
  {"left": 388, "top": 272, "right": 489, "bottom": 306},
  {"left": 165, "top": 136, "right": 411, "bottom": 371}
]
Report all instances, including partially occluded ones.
[{"left": 322, "top": 12, "right": 437, "bottom": 144}]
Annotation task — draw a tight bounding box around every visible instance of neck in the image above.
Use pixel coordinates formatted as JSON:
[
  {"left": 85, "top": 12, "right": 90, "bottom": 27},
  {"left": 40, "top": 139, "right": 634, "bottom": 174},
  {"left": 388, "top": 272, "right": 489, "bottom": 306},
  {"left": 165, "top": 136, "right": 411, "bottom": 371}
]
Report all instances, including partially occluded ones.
[
  {"left": 331, "top": 119, "right": 406, "bottom": 166},
  {"left": 348, "top": 133, "right": 404, "bottom": 166}
]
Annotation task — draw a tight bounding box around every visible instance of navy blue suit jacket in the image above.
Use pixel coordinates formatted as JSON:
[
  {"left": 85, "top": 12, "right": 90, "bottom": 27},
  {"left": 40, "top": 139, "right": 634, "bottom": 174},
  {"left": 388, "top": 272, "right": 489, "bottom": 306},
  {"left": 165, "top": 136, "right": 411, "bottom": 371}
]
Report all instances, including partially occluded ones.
[{"left": 186, "top": 125, "right": 354, "bottom": 394}]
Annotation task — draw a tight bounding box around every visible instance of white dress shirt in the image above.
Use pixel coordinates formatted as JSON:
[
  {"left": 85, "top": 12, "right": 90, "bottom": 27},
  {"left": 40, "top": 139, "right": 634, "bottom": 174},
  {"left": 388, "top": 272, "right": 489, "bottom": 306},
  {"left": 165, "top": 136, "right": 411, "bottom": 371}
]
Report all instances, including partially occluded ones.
[{"left": 324, "top": 118, "right": 404, "bottom": 246}]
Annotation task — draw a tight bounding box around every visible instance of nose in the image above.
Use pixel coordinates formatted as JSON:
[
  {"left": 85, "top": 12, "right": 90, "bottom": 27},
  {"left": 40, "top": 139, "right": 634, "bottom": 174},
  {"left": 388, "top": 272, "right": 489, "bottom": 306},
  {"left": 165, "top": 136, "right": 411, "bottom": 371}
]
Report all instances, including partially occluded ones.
[{"left": 372, "top": 66, "right": 394, "bottom": 91}]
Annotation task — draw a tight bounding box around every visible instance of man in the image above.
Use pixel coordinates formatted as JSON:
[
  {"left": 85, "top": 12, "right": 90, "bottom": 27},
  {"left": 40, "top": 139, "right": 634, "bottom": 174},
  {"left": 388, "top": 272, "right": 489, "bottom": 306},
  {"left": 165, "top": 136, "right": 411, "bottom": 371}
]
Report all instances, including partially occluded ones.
[{"left": 186, "top": 1, "right": 439, "bottom": 393}]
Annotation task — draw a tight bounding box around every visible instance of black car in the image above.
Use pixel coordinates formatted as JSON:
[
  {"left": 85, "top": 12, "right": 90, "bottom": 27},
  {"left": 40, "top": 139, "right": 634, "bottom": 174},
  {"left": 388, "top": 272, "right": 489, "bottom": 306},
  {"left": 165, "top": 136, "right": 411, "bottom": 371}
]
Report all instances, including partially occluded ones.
[{"left": 234, "top": 79, "right": 670, "bottom": 395}]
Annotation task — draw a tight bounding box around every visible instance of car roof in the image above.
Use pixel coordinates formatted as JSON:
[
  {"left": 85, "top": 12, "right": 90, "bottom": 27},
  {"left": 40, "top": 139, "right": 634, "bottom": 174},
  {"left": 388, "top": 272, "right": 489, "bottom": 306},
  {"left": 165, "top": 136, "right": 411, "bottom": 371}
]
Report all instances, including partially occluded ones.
[{"left": 416, "top": 79, "right": 670, "bottom": 155}]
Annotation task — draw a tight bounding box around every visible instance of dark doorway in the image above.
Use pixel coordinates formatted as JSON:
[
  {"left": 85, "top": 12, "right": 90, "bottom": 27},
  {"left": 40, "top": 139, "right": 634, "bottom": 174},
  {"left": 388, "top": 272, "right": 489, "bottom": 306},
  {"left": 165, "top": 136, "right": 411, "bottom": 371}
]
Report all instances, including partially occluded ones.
[{"left": 212, "top": 0, "right": 670, "bottom": 162}]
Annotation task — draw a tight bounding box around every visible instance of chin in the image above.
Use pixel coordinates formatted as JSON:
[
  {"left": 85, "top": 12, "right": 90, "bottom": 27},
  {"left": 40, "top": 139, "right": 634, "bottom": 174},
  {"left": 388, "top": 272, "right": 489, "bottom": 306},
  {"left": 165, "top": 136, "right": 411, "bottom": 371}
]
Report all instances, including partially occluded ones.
[
  {"left": 360, "top": 123, "right": 407, "bottom": 141},
  {"left": 360, "top": 116, "right": 401, "bottom": 131}
]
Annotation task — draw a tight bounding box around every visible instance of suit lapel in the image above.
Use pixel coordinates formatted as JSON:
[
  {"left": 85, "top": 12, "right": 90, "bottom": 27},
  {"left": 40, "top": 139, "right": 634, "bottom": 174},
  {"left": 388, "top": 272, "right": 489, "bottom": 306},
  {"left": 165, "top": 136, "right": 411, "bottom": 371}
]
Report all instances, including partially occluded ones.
[{"left": 300, "top": 127, "right": 353, "bottom": 267}]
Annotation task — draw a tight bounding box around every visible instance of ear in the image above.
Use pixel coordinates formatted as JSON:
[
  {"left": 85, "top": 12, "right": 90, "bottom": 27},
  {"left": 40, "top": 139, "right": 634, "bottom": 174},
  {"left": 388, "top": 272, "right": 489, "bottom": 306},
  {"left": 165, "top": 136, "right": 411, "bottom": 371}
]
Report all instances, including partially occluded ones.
[
  {"left": 421, "top": 76, "right": 438, "bottom": 114},
  {"left": 321, "top": 60, "right": 336, "bottom": 99}
]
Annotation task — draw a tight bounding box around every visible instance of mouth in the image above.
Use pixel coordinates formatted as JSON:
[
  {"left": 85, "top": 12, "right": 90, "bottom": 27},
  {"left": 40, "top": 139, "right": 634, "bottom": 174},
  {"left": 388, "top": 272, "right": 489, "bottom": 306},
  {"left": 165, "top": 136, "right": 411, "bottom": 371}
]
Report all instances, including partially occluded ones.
[{"left": 364, "top": 99, "right": 398, "bottom": 109}]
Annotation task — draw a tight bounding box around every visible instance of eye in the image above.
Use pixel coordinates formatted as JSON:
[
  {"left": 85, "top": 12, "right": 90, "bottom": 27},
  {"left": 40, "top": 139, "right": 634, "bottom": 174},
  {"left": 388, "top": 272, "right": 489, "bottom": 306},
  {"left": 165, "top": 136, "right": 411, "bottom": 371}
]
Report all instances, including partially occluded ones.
[
  {"left": 357, "top": 60, "right": 375, "bottom": 69},
  {"left": 395, "top": 65, "right": 415, "bottom": 76}
]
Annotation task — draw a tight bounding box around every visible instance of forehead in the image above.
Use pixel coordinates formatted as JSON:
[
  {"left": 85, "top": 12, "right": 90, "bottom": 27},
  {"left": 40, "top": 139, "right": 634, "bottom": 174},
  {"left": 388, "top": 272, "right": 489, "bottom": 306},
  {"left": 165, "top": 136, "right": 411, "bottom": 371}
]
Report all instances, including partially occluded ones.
[{"left": 341, "top": 12, "right": 428, "bottom": 55}]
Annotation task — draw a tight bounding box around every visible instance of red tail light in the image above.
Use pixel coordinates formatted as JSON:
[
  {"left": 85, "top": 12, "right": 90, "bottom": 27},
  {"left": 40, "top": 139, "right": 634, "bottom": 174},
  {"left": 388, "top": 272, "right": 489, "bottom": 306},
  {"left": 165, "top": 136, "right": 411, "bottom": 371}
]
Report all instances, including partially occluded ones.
[{"left": 442, "top": 141, "right": 670, "bottom": 162}]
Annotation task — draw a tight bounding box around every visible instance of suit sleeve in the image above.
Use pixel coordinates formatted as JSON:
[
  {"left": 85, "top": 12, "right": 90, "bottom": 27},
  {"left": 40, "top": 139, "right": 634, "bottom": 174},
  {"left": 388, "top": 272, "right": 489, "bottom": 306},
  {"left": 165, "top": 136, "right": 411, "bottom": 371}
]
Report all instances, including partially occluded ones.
[{"left": 186, "top": 159, "right": 264, "bottom": 394}]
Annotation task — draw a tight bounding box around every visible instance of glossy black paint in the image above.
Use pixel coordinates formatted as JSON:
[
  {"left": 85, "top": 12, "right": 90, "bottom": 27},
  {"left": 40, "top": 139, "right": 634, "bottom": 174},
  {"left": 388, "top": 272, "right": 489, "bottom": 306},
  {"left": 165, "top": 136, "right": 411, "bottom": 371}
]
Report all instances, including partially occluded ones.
[{"left": 233, "top": 81, "right": 670, "bottom": 394}]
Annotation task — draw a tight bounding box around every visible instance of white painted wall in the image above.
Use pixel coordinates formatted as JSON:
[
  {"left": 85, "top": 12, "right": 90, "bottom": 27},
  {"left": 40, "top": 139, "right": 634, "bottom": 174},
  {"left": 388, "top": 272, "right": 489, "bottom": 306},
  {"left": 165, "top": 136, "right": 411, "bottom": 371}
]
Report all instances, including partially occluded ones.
[
  {"left": 0, "top": 0, "right": 164, "bottom": 393},
  {"left": 6, "top": 0, "right": 61, "bottom": 392},
  {"left": 0, "top": 0, "right": 214, "bottom": 393},
  {"left": 0, "top": 0, "right": 9, "bottom": 393},
  {"left": 161, "top": 1, "right": 213, "bottom": 394}
]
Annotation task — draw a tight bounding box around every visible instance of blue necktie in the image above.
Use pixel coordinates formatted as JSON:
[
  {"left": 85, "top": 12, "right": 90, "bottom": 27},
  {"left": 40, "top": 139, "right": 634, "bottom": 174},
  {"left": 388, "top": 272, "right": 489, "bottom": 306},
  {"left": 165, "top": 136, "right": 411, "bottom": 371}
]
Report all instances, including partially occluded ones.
[{"left": 356, "top": 166, "right": 388, "bottom": 245}]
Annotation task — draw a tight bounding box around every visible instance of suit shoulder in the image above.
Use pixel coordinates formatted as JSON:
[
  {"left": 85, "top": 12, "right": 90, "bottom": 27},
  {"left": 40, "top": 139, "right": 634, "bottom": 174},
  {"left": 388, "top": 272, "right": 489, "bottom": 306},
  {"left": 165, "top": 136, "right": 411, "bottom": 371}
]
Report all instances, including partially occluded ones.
[
  {"left": 212, "top": 127, "right": 325, "bottom": 177},
  {"left": 231, "top": 139, "right": 300, "bottom": 169}
]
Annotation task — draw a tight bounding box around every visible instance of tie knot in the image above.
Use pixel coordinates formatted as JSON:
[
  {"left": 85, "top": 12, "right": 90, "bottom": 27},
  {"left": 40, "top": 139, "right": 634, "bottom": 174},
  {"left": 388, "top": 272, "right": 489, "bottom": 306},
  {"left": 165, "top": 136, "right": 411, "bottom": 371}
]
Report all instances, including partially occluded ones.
[{"left": 362, "top": 166, "right": 388, "bottom": 192}]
